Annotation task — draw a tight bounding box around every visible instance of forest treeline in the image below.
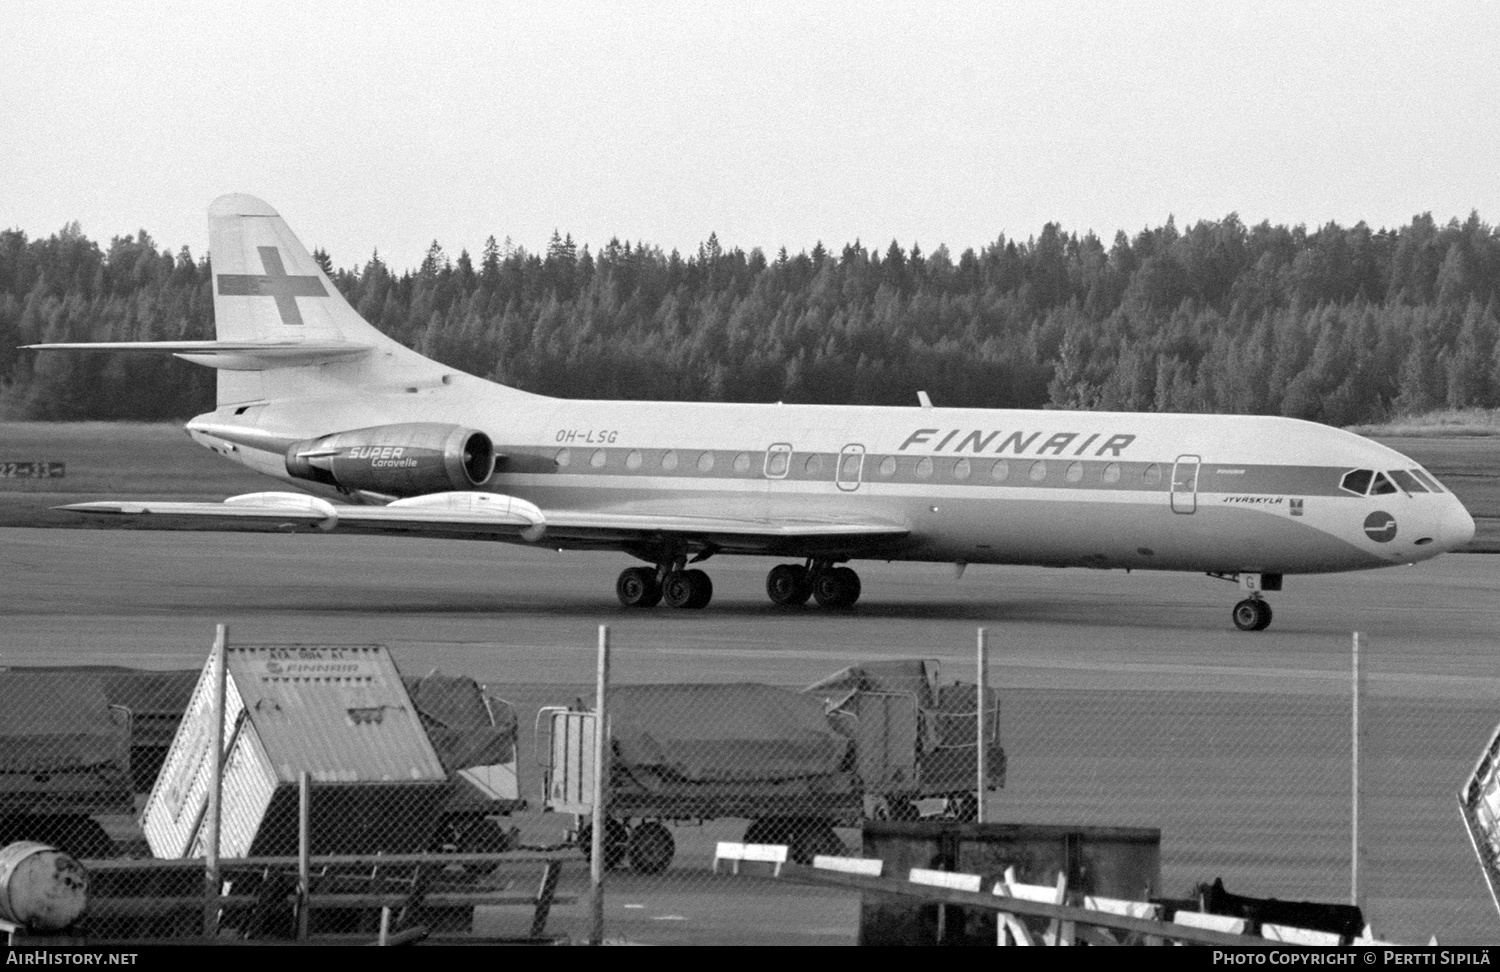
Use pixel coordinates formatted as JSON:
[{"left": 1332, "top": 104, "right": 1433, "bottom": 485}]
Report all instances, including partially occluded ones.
[{"left": 2, "top": 211, "right": 1499, "bottom": 425}]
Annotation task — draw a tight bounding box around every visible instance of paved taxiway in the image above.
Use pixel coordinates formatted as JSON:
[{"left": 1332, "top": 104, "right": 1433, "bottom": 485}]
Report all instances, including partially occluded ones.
[{"left": 3, "top": 527, "right": 1499, "bottom": 944}]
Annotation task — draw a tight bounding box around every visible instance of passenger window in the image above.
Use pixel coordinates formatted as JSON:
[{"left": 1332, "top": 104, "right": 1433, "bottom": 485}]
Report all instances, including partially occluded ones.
[
  {"left": 765, "top": 450, "right": 787, "bottom": 477},
  {"left": 804, "top": 454, "right": 822, "bottom": 475},
  {"left": 990, "top": 459, "right": 1010, "bottom": 481},
  {"left": 1103, "top": 462, "right": 1121, "bottom": 484},
  {"left": 555, "top": 448, "right": 571, "bottom": 468},
  {"left": 625, "top": 450, "right": 642, "bottom": 470},
  {"left": 1065, "top": 461, "right": 1083, "bottom": 483},
  {"left": 734, "top": 452, "right": 751, "bottom": 473},
  {"left": 1369, "top": 472, "right": 1397, "bottom": 496},
  {"left": 1340, "top": 469, "right": 1373, "bottom": 496},
  {"left": 591, "top": 449, "right": 608, "bottom": 468},
  {"left": 915, "top": 457, "right": 933, "bottom": 479},
  {"left": 1143, "top": 463, "right": 1161, "bottom": 486},
  {"left": 1389, "top": 469, "right": 1426, "bottom": 493},
  {"left": 1029, "top": 460, "right": 1047, "bottom": 482},
  {"left": 661, "top": 450, "right": 678, "bottom": 471},
  {"left": 953, "top": 458, "right": 971, "bottom": 480},
  {"left": 878, "top": 456, "right": 897, "bottom": 478},
  {"left": 698, "top": 452, "right": 715, "bottom": 473}
]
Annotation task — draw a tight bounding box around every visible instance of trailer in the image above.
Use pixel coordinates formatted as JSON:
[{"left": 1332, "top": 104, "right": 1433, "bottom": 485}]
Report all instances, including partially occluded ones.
[
  {"left": 0, "top": 672, "right": 134, "bottom": 859},
  {"left": 402, "top": 670, "right": 525, "bottom": 855},
  {"left": 537, "top": 659, "right": 1004, "bottom": 873}
]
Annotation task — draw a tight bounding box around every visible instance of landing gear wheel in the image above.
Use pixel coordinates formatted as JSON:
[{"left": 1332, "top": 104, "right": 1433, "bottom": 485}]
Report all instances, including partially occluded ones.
[
  {"left": 663, "top": 569, "right": 713, "bottom": 609},
  {"left": 577, "top": 818, "right": 631, "bottom": 870},
  {"left": 766, "top": 564, "right": 812, "bottom": 606},
  {"left": 812, "top": 566, "right": 861, "bottom": 608},
  {"left": 1232, "top": 598, "right": 1273, "bottom": 632},
  {"left": 628, "top": 821, "right": 675, "bottom": 875},
  {"left": 616, "top": 567, "right": 662, "bottom": 608}
]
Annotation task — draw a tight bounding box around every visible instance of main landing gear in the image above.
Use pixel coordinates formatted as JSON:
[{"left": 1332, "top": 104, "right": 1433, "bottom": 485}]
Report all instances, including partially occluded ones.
[
  {"left": 616, "top": 565, "right": 713, "bottom": 609},
  {"left": 615, "top": 559, "right": 863, "bottom": 610},
  {"left": 1214, "top": 572, "right": 1282, "bottom": 631},
  {"left": 767, "top": 561, "right": 861, "bottom": 609}
]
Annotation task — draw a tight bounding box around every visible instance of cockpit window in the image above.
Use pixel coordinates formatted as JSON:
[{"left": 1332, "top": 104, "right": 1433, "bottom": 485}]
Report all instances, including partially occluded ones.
[
  {"left": 1369, "top": 472, "right": 1398, "bottom": 496},
  {"left": 1340, "top": 469, "right": 1373, "bottom": 496},
  {"left": 1410, "top": 469, "right": 1445, "bottom": 493},
  {"left": 1388, "top": 469, "right": 1426, "bottom": 493}
]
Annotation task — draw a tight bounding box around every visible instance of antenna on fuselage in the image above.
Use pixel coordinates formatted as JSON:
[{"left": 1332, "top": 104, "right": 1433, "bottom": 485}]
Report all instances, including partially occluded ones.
[{"left": 917, "top": 391, "right": 933, "bottom": 408}]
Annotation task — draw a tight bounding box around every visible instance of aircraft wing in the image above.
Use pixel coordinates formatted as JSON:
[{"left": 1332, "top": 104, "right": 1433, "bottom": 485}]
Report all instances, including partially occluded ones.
[{"left": 56, "top": 491, "right": 909, "bottom": 555}]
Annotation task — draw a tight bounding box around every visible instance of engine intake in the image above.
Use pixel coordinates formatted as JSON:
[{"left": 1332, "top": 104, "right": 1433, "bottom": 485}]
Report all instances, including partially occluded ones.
[{"left": 286, "top": 423, "right": 495, "bottom": 497}]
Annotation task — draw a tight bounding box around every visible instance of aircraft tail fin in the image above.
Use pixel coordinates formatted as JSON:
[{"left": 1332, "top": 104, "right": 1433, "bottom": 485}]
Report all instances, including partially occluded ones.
[
  {"left": 28, "top": 194, "right": 469, "bottom": 408},
  {"left": 205, "top": 194, "right": 444, "bottom": 405}
]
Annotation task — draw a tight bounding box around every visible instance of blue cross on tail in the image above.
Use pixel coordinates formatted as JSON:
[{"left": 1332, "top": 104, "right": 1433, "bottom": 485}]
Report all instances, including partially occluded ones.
[{"left": 216, "top": 246, "right": 328, "bottom": 327}]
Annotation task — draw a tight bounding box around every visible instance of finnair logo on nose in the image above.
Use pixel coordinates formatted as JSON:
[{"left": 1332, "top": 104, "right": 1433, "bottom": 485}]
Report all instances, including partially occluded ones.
[{"left": 1364, "top": 511, "right": 1397, "bottom": 542}]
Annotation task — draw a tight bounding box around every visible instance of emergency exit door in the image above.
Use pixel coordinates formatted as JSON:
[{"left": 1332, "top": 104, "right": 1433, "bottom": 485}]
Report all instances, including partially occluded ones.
[
  {"left": 837, "top": 444, "right": 865, "bottom": 492},
  {"left": 1171, "top": 455, "right": 1201, "bottom": 514}
]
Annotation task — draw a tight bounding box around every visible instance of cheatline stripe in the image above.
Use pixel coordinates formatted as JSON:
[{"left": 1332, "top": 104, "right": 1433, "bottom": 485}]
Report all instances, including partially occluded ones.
[{"left": 502, "top": 444, "right": 1366, "bottom": 499}]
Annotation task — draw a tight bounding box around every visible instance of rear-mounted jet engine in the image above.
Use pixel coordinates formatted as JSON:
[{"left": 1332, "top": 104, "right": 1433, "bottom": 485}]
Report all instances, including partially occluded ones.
[{"left": 285, "top": 423, "right": 495, "bottom": 497}]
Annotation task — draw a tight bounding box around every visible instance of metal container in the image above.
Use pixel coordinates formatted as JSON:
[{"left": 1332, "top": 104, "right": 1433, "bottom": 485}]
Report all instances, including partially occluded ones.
[
  {"left": 0, "top": 841, "right": 88, "bottom": 932},
  {"left": 858, "top": 821, "right": 1161, "bottom": 945},
  {"left": 142, "top": 645, "right": 451, "bottom": 858}
]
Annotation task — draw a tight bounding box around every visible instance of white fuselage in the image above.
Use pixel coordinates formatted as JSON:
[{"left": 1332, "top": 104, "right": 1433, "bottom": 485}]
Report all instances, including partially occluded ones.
[{"left": 191, "top": 370, "right": 1476, "bottom": 577}]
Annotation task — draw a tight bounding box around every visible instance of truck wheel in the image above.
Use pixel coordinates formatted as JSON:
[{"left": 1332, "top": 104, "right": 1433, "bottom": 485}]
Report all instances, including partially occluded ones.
[
  {"left": 577, "top": 818, "right": 630, "bottom": 870},
  {"left": 885, "top": 797, "right": 920, "bottom": 821},
  {"left": 629, "top": 822, "right": 675, "bottom": 874},
  {"left": 787, "top": 820, "right": 847, "bottom": 864},
  {"left": 743, "top": 818, "right": 778, "bottom": 845}
]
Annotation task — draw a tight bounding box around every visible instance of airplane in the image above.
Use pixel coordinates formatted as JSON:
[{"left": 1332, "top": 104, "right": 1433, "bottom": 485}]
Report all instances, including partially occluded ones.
[{"left": 25, "top": 194, "right": 1477, "bottom": 630}]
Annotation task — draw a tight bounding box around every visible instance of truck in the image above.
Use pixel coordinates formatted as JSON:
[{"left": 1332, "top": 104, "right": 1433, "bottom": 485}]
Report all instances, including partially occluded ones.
[
  {"left": 537, "top": 659, "right": 1004, "bottom": 873},
  {"left": 0, "top": 667, "right": 199, "bottom": 859},
  {"left": 402, "top": 670, "right": 526, "bottom": 855},
  {"left": 0, "top": 661, "right": 521, "bottom": 862}
]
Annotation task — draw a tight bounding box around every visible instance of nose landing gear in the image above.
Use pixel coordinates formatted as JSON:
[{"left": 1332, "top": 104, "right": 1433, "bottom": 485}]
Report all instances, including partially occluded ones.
[
  {"left": 1215, "top": 572, "right": 1281, "bottom": 631},
  {"left": 1232, "top": 597, "right": 1273, "bottom": 631}
]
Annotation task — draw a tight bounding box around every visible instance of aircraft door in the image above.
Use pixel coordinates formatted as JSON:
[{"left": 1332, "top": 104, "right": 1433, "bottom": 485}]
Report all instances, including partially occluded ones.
[
  {"left": 1171, "top": 454, "right": 1201, "bottom": 514},
  {"left": 764, "top": 443, "right": 792, "bottom": 479},
  {"left": 837, "top": 444, "right": 865, "bottom": 492}
]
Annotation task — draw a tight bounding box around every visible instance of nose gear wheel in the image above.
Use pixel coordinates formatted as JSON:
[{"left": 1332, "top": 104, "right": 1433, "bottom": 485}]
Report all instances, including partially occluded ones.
[{"left": 1232, "top": 597, "right": 1273, "bottom": 631}]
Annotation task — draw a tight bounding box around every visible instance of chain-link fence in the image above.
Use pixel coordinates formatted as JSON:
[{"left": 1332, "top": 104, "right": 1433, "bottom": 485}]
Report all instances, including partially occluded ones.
[
  {"left": 542, "top": 629, "right": 1499, "bottom": 945},
  {"left": 0, "top": 632, "right": 560, "bottom": 943},
  {"left": 1, "top": 627, "right": 1495, "bottom": 945}
]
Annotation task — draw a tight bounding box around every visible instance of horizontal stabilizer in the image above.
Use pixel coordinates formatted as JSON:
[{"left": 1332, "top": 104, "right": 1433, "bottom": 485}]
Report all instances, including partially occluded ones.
[{"left": 24, "top": 341, "right": 372, "bottom": 371}]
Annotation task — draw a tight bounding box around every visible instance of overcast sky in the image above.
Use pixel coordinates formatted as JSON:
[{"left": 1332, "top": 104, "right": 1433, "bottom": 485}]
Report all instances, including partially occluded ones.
[{"left": 4, "top": 2, "right": 1497, "bottom": 270}]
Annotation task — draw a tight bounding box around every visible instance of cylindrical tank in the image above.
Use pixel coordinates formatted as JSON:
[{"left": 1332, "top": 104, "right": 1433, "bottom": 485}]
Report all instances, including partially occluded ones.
[{"left": 0, "top": 841, "right": 89, "bottom": 932}]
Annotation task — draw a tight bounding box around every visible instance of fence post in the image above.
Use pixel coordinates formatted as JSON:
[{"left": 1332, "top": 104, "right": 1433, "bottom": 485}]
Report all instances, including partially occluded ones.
[
  {"left": 1351, "top": 631, "right": 1362, "bottom": 909},
  {"left": 976, "top": 627, "right": 988, "bottom": 824},
  {"left": 589, "top": 624, "right": 611, "bottom": 945},
  {"left": 298, "top": 770, "right": 311, "bottom": 941},
  {"left": 203, "top": 623, "right": 227, "bottom": 938}
]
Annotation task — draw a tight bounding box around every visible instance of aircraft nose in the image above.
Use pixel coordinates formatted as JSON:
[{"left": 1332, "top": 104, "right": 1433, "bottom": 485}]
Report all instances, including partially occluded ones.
[{"left": 1440, "top": 501, "right": 1476, "bottom": 550}]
